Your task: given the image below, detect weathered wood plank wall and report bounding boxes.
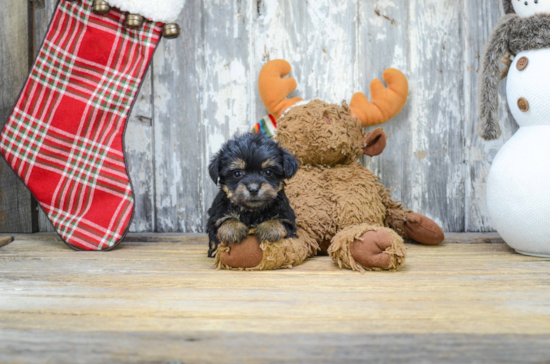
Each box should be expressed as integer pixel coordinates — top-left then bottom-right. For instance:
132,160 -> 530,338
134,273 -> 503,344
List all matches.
0,1 -> 38,233
2,0 -> 516,234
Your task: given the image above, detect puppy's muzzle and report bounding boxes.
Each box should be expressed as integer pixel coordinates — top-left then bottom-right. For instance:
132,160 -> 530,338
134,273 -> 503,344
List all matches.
231,182 -> 278,209
247,183 -> 260,196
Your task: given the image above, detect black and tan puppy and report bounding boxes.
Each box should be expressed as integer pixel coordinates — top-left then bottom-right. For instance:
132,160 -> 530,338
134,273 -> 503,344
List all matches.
207,133 -> 299,257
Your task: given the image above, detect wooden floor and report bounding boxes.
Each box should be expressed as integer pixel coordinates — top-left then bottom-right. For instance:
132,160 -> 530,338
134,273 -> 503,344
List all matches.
1,233 -> 549,363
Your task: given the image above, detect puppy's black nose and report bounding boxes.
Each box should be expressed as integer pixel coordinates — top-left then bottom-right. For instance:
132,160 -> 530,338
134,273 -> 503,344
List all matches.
247,184 -> 260,195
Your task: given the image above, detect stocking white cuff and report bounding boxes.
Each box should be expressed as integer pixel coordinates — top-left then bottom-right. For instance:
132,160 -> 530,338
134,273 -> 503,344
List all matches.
107,0 -> 186,23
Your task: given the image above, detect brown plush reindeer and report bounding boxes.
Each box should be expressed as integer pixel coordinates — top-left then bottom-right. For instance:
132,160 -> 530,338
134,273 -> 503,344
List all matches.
215,60 -> 445,272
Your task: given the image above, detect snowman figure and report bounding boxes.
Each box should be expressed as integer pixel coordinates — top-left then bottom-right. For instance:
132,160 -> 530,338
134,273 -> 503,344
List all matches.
478,0 -> 550,256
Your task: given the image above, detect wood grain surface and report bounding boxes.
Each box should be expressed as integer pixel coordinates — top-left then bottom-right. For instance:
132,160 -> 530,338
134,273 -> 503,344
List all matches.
1,236 -> 549,363
3,1 -> 517,234
0,1 -> 38,233
0,235 -> 13,248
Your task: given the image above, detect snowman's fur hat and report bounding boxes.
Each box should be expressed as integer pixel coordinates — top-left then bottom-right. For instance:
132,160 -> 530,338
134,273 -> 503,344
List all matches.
479,13 -> 550,139
503,0 -> 515,14
478,15 -> 514,140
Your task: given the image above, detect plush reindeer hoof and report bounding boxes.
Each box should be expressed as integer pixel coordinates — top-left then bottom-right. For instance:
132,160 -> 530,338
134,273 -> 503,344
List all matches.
350,230 -> 394,269
405,213 -> 445,245
220,235 -> 263,269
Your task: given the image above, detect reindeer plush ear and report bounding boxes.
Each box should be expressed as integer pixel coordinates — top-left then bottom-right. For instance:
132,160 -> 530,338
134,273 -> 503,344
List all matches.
363,128 -> 387,157
350,69 -> 409,127
258,60 -> 303,119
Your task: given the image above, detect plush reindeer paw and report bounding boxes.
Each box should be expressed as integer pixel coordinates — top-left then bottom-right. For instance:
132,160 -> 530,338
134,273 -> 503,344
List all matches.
219,235 -> 264,269
329,224 -> 406,272
350,230 -> 397,269
404,213 -> 445,245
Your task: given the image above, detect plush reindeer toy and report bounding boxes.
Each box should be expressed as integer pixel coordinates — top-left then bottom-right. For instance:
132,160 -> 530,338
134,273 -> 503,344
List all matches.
215,60 -> 445,272
478,0 -> 550,257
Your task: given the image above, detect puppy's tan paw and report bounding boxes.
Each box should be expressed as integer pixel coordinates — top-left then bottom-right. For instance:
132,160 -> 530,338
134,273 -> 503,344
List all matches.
255,219 -> 287,243
218,219 -> 249,245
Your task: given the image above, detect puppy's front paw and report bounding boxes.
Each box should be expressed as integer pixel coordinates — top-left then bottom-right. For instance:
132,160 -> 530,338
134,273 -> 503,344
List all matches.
255,220 -> 287,243
218,219 -> 249,245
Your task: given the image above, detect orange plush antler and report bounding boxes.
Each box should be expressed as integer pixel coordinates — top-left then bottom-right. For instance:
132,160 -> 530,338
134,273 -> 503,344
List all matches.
350,69 -> 409,127
258,60 -> 303,119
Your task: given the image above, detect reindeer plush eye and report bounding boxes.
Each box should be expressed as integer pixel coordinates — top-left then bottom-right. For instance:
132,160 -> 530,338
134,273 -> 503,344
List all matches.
234,171 -> 243,178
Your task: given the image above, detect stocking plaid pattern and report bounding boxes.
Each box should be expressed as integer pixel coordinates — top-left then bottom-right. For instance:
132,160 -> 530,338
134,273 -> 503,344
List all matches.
0,0 -> 163,250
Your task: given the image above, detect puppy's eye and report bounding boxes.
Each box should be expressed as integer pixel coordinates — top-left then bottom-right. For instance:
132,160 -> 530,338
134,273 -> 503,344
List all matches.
264,169 -> 273,177
233,171 -> 243,178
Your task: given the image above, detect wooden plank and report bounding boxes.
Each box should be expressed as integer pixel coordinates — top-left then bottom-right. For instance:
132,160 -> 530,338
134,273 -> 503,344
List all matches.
126,71 -> 155,232
0,236 -> 13,248
0,232 -> 209,243
0,238 -> 549,362
1,240 -> 549,336
34,0 -> 57,233
400,0 -> 465,232
0,330 -> 549,364
152,0 -> 204,232
356,0 -> 411,216
303,0 -> 357,103
253,0 -> 307,117
32,0 -> 56,53
462,0 -> 516,232
0,0 -> 38,233
197,0 -> 258,231
253,0 -> 357,121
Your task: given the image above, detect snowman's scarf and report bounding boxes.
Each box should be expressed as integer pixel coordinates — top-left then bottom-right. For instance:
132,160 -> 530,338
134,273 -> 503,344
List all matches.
478,14 -> 550,140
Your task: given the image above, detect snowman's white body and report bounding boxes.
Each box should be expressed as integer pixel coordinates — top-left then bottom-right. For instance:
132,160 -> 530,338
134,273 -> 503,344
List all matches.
487,48 -> 550,257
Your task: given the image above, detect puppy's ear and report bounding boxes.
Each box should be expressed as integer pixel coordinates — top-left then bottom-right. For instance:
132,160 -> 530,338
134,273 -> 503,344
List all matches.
208,153 -> 221,184
281,148 -> 299,179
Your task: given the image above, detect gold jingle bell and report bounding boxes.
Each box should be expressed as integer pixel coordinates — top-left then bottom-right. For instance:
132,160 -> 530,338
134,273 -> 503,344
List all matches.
92,0 -> 111,15
125,14 -> 144,29
163,23 -> 181,39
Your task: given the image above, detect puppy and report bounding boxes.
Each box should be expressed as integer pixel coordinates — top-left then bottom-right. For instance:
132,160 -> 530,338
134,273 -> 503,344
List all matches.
207,133 -> 299,257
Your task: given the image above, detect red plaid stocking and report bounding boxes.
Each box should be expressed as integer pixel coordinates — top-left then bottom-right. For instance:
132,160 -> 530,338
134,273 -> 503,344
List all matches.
0,0 -> 178,250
